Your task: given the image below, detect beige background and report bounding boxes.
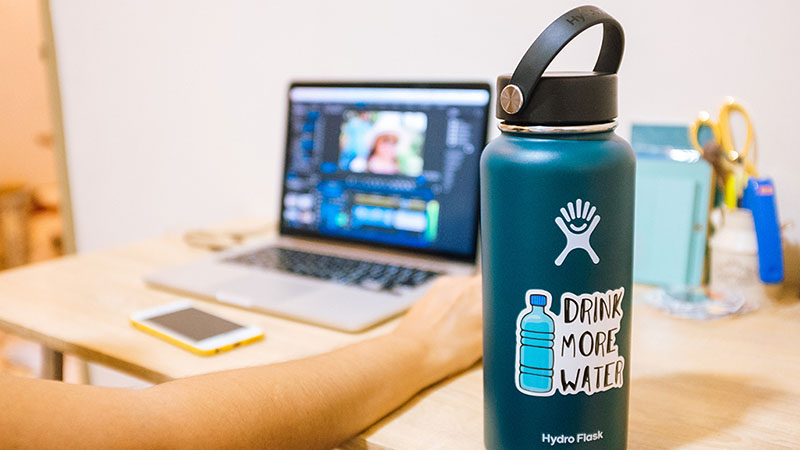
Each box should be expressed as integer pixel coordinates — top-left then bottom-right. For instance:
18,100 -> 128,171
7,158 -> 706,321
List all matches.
0,0 -> 55,188
48,1 -> 799,283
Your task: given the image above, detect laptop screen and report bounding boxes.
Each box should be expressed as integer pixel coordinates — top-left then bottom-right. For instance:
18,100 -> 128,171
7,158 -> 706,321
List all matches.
279,82 -> 491,262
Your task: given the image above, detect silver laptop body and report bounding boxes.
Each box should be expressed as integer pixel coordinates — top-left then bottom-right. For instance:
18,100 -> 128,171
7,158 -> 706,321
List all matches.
146,82 -> 491,332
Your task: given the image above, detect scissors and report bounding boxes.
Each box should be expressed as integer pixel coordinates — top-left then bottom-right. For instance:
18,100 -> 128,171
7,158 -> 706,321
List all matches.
690,98 -> 757,208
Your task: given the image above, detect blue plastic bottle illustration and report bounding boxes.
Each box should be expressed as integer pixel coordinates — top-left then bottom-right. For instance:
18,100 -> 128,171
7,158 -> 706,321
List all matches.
517,291 -> 555,393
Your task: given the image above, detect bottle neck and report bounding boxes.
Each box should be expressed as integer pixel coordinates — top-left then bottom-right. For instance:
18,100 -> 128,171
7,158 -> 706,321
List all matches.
498,119 -> 617,135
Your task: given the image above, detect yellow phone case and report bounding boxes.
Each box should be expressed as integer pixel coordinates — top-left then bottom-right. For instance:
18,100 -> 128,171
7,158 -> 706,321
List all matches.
130,318 -> 264,356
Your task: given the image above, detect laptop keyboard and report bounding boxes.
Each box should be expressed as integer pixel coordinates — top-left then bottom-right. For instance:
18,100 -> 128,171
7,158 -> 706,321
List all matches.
222,247 -> 441,293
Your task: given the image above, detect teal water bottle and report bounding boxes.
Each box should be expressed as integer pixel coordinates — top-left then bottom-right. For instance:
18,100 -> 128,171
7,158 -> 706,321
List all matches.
481,5 -> 635,450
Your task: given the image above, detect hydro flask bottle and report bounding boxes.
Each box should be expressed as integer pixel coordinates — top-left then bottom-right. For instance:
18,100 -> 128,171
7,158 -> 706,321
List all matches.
480,5 -> 635,450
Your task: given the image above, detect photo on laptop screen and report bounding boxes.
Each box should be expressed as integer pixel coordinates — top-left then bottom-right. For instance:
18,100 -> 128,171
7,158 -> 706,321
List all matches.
281,83 -> 491,261
338,110 -> 427,177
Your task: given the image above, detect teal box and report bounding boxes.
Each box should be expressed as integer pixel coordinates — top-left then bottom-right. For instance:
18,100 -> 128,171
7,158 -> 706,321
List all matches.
631,125 -> 712,287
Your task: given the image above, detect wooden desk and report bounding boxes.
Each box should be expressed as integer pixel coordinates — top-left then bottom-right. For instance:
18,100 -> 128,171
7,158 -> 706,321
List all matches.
0,227 -> 798,449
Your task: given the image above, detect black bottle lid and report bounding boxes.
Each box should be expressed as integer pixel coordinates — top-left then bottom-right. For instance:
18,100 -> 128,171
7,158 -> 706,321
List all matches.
497,5 -> 625,126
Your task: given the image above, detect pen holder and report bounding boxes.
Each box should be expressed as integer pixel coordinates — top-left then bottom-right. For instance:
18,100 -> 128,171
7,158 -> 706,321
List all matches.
709,208 -> 765,309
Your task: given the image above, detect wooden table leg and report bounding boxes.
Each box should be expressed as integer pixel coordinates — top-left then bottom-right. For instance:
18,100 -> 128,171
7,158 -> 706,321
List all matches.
41,348 -> 63,380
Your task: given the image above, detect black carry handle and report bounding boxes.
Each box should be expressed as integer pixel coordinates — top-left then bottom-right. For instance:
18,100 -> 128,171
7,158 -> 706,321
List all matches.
503,5 -> 624,115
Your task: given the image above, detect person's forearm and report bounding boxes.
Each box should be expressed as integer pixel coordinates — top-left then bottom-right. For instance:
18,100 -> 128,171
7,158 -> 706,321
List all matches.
146,332 -> 442,450
1,276 -> 481,450
0,333 -> 443,450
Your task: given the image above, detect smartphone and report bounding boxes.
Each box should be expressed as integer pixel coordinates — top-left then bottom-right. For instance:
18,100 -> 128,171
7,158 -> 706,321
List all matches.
130,300 -> 264,356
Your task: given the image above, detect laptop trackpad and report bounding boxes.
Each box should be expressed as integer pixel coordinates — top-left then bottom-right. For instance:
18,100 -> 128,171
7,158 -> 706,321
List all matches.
214,275 -> 322,308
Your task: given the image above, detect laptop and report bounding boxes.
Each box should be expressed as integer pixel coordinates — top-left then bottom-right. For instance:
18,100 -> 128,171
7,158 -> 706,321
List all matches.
146,81 -> 491,332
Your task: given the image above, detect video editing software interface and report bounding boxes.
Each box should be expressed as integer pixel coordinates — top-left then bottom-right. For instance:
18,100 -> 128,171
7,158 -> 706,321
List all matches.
281,85 -> 490,259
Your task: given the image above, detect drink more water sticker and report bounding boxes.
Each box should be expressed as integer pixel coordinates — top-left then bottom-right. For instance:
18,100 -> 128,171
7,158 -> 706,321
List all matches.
516,287 -> 626,396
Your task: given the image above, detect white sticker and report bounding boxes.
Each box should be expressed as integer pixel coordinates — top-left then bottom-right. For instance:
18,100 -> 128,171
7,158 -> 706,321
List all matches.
555,199 -> 600,266
516,287 -> 625,396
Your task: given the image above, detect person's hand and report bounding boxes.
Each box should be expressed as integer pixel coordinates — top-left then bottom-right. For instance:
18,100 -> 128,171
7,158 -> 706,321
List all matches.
391,274 -> 482,385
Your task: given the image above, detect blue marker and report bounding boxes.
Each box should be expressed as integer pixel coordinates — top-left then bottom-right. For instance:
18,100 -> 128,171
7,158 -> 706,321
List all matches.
742,178 -> 784,283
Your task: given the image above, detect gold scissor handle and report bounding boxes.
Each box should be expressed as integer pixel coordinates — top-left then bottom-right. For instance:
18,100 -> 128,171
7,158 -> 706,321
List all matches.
717,99 -> 754,163
689,111 -> 719,155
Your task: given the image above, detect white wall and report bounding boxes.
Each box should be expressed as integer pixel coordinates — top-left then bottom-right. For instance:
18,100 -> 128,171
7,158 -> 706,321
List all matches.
50,0 -> 800,254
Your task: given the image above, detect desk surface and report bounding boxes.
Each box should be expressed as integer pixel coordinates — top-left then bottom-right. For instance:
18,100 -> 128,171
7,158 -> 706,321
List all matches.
0,225 -> 799,449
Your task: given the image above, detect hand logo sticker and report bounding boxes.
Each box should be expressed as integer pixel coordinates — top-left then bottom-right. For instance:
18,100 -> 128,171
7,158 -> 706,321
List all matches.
555,199 -> 600,266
